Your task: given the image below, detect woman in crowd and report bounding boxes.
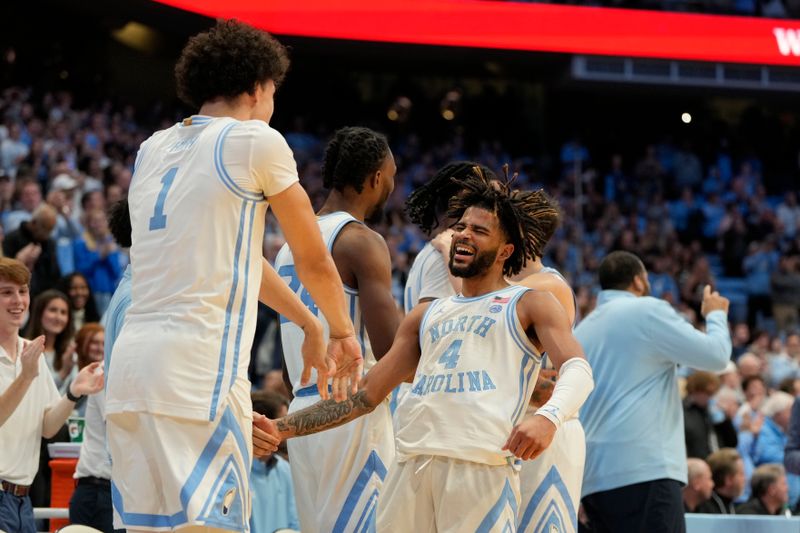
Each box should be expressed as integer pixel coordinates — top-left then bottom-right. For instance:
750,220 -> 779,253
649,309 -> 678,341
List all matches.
63,322 -> 105,416
24,289 -> 75,390
56,272 -> 101,331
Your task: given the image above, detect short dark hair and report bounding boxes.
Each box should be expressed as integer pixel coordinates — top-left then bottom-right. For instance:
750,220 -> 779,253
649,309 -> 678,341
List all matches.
750,464 -> 784,499
251,391 -> 289,419
742,375 -> 765,393
175,20 -> 290,109
598,251 -> 646,290
446,165 -> 560,277
322,127 -> 390,193
406,161 -> 498,235
108,199 -> 132,248
706,448 -> 741,488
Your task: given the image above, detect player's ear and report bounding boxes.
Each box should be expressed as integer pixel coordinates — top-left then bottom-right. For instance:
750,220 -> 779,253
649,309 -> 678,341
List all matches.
498,243 -> 514,262
370,171 -> 381,191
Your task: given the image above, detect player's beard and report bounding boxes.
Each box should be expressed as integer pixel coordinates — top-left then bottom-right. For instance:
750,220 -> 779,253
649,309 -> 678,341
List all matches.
449,245 -> 498,278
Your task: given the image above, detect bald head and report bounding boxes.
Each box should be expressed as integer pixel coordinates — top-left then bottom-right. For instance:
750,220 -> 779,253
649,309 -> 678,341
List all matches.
30,204 -> 57,240
688,458 -> 711,483
737,353 -> 761,379
685,458 -> 715,507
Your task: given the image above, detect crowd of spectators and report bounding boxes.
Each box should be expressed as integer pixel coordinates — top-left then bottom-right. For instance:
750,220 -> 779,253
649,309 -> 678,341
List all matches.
2,84 -> 800,527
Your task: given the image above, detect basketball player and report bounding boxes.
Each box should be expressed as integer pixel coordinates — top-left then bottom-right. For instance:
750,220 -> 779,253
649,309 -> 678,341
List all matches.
105,21 -> 361,532
274,127 -> 400,532
267,169 -> 595,531
391,162 -> 497,417
424,179 -> 585,533
516,258 -> 585,533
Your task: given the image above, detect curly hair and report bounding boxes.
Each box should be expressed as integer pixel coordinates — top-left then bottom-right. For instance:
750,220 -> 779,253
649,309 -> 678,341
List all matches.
175,19 -> 290,109
447,165 -> 560,277
405,161 -> 498,235
108,199 -> 132,248
322,127 -> 390,193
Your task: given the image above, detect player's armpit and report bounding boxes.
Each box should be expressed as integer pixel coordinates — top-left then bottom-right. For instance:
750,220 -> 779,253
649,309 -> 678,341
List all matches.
517,290 -> 585,370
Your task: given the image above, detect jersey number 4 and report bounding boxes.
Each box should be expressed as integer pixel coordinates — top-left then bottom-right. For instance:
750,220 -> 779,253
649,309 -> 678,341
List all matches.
438,339 -> 462,369
149,167 -> 178,231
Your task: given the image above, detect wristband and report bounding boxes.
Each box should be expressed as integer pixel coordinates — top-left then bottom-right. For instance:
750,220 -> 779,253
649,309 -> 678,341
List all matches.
535,357 -> 594,429
66,387 -> 83,403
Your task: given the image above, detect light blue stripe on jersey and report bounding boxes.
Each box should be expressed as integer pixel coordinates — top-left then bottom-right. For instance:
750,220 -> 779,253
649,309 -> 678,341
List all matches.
332,450 -> 387,533
405,246 -> 436,314
417,298 -> 443,348
103,266 -> 132,389
210,199 -> 248,421
213,122 -> 265,202
111,405 -> 249,528
476,479 -> 518,533
326,217 -> 357,251
507,288 -> 541,425
228,200 -> 257,394
518,465 -> 576,533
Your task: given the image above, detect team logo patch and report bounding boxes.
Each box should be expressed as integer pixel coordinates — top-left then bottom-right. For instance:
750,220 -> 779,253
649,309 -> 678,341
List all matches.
489,304 -> 502,313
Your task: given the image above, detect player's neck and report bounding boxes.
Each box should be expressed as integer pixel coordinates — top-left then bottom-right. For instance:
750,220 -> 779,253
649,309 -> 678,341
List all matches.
197,99 -> 253,121
318,191 -> 369,223
460,272 -> 509,298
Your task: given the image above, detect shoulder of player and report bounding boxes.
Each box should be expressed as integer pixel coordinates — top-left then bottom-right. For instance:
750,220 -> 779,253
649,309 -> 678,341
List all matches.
227,120 -> 289,149
335,222 -> 389,258
517,271 -> 568,294
516,288 -> 561,322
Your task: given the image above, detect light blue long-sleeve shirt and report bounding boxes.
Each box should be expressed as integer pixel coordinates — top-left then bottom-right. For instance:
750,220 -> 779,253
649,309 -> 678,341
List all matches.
103,265 -> 131,377
250,455 -> 300,533
577,290 -> 731,497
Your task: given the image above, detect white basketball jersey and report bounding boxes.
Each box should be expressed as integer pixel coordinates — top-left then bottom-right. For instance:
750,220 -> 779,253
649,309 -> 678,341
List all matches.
403,241 -> 455,313
274,211 -> 374,395
395,284 -> 542,466
106,115 -> 298,422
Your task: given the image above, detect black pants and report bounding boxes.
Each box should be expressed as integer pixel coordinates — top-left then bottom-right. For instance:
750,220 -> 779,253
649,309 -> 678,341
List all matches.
69,479 -> 124,533
582,479 -> 685,533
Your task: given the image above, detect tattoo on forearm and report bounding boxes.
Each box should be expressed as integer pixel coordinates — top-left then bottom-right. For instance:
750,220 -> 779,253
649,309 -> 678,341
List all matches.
276,391 -> 373,437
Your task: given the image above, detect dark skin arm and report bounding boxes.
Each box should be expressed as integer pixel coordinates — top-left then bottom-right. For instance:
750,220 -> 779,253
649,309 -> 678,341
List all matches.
332,223 -> 400,360
517,271 -> 576,407
273,303 -> 427,439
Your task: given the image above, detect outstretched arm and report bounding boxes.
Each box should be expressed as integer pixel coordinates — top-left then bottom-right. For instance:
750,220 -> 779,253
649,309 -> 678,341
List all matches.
259,257 -> 327,395
273,303 -> 428,440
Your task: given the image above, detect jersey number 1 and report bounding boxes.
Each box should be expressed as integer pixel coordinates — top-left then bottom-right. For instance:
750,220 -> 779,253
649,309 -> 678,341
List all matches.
149,167 -> 178,231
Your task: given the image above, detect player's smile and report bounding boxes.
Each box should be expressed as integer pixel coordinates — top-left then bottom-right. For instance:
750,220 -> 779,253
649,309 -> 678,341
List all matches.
451,239 -> 477,265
